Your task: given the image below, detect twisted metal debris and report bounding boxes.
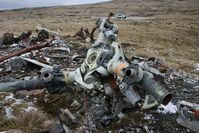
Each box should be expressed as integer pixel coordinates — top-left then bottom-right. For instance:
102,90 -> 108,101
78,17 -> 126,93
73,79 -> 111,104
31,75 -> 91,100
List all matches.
0,13 -> 175,132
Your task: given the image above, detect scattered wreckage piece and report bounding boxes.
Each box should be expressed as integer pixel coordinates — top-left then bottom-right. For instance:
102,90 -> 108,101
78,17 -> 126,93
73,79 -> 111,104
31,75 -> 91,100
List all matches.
75,27 -> 90,40
14,31 -> 32,44
177,101 -> 199,133
36,26 -> 60,37
2,53 -> 52,72
0,13 -> 173,132
17,31 -> 32,41
36,26 -> 60,41
115,12 -> 127,19
37,29 -> 50,42
20,57 -> 52,69
89,12 -> 114,44
6,57 -> 28,71
0,39 -> 52,63
131,56 -> 169,74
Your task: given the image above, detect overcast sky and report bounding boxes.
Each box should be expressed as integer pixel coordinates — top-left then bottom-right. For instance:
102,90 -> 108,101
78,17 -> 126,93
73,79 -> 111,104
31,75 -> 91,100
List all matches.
0,0 -> 111,10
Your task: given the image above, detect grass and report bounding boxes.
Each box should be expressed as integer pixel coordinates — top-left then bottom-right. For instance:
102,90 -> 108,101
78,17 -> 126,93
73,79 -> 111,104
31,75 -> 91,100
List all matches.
0,0 -> 198,76
0,110 -> 54,133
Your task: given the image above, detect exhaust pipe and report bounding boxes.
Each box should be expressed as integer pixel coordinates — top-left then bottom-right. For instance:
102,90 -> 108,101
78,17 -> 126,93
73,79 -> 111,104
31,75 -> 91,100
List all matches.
138,71 -> 172,106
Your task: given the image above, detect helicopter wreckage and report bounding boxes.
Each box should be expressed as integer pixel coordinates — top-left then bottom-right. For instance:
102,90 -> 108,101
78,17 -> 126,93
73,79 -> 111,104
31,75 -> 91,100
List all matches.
0,13 -> 198,133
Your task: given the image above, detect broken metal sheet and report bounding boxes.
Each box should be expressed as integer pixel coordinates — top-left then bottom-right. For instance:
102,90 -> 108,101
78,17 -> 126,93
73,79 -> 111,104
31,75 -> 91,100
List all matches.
115,12 -> 127,19
138,61 -> 164,76
178,101 -> 199,109
61,108 -> 75,120
51,40 -> 68,46
49,121 -> 71,133
52,47 -> 70,53
50,40 -> 70,51
9,43 -> 22,48
131,56 -> 167,77
20,57 -> 52,69
70,99 -> 80,107
44,56 -> 51,63
177,101 -> 199,133
157,102 -> 177,114
36,26 -> 60,37
7,57 -> 28,71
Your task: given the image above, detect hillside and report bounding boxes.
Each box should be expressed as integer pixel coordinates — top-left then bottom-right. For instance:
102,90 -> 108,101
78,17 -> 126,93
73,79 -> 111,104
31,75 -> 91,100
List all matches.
0,0 -> 199,75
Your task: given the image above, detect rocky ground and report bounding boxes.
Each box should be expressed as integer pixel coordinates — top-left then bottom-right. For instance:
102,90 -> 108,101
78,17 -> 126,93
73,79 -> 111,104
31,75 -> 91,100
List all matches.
0,0 -> 199,133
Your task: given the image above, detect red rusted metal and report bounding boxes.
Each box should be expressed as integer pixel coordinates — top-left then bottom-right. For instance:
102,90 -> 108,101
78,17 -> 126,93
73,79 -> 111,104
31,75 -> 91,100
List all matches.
0,40 -> 52,63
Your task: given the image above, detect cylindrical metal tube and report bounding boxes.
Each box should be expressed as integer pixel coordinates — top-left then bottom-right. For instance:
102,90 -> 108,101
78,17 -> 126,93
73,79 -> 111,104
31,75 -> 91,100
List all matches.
0,80 -> 44,92
138,72 -> 172,105
125,87 -> 141,106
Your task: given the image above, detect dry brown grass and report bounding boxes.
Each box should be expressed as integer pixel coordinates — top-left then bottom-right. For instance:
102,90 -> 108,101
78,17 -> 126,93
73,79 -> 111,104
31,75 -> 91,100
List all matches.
0,111 -> 54,133
0,0 -> 198,75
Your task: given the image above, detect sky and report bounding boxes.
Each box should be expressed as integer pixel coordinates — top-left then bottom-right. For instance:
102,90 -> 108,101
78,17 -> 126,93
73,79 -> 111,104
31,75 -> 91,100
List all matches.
0,0 -> 111,10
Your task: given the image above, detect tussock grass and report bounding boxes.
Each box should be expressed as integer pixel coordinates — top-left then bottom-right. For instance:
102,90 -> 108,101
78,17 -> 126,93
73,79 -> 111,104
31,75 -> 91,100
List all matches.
0,111 -> 54,133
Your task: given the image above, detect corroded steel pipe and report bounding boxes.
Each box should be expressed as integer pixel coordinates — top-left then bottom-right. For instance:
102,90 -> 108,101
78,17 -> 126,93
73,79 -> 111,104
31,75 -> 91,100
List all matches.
0,40 -> 51,63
